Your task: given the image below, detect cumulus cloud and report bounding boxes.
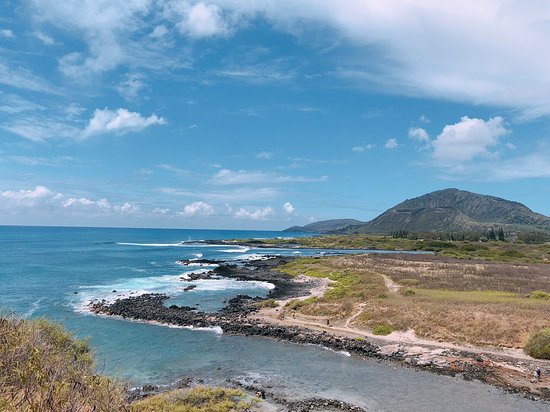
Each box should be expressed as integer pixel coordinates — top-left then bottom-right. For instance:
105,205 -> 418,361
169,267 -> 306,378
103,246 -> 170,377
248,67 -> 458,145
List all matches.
82,108 -> 166,138
431,116 -> 508,164
1,185 -> 51,201
283,202 -> 295,214
234,206 -> 274,220
63,197 -> 111,209
384,138 -> 398,149
408,127 -> 429,142
176,2 -> 229,38
180,201 -> 215,217
352,144 -> 374,153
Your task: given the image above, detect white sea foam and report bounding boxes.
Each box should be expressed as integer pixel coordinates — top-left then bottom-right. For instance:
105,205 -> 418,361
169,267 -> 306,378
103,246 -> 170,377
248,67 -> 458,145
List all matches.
72,270 -> 274,314
193,253 -> 203,258
117,242 -> 228,248
233,253 -> 271,261
218,246 -> 250,253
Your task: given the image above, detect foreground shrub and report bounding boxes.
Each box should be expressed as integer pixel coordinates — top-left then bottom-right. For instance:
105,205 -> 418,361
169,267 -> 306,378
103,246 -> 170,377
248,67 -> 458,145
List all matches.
130,386 -> 253,412
0,317 -> 125,412
372,324 -> 393,335
285,297 -> 319,310
524,328 -> 550,359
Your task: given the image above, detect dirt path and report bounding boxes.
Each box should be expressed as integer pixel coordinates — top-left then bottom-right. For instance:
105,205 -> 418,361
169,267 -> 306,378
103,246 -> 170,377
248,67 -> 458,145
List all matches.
253,274 -> 542,362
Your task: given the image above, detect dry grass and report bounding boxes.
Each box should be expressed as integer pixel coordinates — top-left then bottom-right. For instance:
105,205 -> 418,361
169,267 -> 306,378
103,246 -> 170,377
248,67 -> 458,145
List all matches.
279,256 -> 387,318
0,317 -> 126,412
130,386 -> 253,412
361,253 -> 550,293
280,254 -> 550,348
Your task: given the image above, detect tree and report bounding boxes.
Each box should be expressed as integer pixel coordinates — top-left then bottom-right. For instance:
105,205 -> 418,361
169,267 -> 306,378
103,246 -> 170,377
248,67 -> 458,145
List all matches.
498,228 -> 505,242
488,228 -> 496,240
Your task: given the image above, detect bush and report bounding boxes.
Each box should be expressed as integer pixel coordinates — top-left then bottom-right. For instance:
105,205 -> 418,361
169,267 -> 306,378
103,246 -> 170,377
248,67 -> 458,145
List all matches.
524,328 -> 550,359
529,290 -> 550,300
372,324 -> 393,335
131,386 -> 253,412
0,317 -> 125,412
253,299 -> 279,308
401,288 -> 416,296
285,297 -> 319,311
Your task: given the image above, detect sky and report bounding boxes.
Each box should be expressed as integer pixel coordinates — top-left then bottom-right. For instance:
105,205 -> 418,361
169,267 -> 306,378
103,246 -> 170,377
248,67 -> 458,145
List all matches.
1,0 -> 550,230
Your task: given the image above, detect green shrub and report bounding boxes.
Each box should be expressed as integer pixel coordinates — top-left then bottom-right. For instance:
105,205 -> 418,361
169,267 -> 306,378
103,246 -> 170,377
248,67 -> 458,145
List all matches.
376,293 -> 388,299
401,288 -> 416,296
131,386 -> 253,412
372,324 -> 393,335
285,297 -> 319,310
524,328 -> 550,359
253,299 -> 279,308
529,290 -> 550,300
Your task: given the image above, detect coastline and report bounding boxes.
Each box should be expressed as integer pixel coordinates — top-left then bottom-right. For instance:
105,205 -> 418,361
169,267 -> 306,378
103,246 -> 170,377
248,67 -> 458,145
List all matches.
89,256 -> 550,403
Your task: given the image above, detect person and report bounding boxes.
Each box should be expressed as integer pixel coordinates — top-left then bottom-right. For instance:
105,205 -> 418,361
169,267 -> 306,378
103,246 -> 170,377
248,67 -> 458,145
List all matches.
536,367 -> 541,380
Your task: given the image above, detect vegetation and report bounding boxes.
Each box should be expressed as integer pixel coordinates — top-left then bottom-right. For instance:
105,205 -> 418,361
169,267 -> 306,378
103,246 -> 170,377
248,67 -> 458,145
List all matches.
524,328 -> 550,359
231,234 -> 550,263
372,324 -> 393,335
0,317 -> 256,412
276,254 -> 550,348
130,387 -> 253,412
0,317 -> 126,411
252,298 -> 279,308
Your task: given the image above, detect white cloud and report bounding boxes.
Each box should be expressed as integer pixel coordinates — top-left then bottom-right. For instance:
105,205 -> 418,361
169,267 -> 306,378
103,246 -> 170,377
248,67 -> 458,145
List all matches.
160,187 -> 280,202
180,201 -> 215,217
115,202 -> 139,214
210,169 -> 327,185
384,138 -> 398,149
283,202 -> 295,214
0,29 -> 15,38
152,207 -> 170,214
234,206 -> 274,220
0,60 -> 56,93
1,186 -> 51,201
82,108 -> 166,138
34,31 -> 55,45
352,144 -> 374,153
431,116 -> 508,164
63,197 -> 111,209
408,127 -> 429,142
116,73 -> 147,101
420,115 -> 430,124
0,93 -> 44,114
176,2 -> 229,38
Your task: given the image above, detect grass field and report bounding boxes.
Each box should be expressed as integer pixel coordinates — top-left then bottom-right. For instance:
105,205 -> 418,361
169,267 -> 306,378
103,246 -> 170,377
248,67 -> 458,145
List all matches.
236,234 -> 550,263
278,254 -> 550,348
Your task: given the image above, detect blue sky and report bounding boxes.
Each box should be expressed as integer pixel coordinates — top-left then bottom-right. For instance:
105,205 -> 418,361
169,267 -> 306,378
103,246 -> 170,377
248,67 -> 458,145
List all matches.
1,0 -> 550,230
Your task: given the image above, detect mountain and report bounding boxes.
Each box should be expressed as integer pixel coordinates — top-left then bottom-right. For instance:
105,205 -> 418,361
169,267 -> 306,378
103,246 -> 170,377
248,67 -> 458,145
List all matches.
286,189 -> 550,234
283,219 -> 365,233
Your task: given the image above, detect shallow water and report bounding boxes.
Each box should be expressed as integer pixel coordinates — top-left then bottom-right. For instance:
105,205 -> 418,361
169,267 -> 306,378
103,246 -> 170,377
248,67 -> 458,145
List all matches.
0,226 -> 547,411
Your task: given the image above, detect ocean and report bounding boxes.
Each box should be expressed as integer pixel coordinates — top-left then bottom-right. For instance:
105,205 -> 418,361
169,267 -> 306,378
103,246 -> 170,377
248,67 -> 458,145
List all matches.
0,225 -> 547,411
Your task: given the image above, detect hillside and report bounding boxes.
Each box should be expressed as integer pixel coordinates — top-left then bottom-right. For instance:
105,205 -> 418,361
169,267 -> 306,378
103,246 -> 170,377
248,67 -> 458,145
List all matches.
284,219 -> 365,233
286,189 -> 550,235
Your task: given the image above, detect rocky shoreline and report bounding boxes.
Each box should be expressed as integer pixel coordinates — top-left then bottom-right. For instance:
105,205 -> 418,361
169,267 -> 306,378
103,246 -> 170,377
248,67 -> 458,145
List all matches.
89,256 -> 550,403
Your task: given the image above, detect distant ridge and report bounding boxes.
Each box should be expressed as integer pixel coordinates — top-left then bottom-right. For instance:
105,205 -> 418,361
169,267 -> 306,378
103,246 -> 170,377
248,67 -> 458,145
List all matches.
285,189 -> 550,234
284,219 -> 364,233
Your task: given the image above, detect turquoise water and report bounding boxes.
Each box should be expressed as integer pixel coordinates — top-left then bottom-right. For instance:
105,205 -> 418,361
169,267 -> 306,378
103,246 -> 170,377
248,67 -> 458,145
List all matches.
0,225 -> 547,412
